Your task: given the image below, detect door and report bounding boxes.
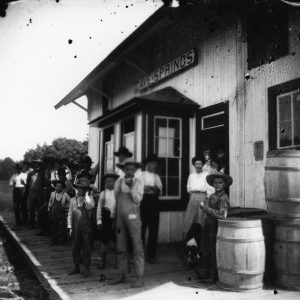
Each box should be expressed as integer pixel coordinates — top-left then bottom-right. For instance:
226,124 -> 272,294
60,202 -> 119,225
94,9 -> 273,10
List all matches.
196,102 -> 229,175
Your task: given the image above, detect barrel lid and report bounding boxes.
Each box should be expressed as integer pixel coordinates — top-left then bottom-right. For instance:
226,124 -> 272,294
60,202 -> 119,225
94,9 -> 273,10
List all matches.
219,218 -> 262,228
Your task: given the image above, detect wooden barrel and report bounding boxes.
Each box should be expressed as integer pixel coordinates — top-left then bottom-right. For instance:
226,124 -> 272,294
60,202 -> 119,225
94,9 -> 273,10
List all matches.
275,222 -> 300,289
217,218 -> 265,290
264,150 -> 300,221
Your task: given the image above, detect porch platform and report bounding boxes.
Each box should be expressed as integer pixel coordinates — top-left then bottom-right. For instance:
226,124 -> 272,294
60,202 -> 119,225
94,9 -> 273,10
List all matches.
0,211 -> 299,300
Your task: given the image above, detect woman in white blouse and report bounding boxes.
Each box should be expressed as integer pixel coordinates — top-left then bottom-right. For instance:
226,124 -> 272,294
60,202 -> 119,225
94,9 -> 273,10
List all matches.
184,156 -> 214,236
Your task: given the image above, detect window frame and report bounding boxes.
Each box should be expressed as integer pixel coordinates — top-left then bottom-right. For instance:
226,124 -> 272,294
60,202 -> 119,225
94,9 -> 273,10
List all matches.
121,116 -> 136,158
154,116 -> 182,200
201,111 -> 225,131
268,77 -> 300,152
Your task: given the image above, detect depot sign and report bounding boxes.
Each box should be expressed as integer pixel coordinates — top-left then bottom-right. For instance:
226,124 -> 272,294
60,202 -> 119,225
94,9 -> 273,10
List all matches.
135,48 -> 198,92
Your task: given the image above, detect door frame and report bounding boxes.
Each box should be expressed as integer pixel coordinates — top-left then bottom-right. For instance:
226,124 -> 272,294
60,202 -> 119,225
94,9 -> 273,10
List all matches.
196,101 -> 229,173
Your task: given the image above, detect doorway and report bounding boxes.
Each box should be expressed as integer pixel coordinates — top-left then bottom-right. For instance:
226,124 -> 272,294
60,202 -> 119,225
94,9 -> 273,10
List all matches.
196,102 -> 229,175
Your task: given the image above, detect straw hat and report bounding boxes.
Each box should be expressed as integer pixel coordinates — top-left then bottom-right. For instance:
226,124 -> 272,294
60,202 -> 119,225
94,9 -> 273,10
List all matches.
206,172 -> 233,187
114,146 -> 133,158
116,157 -> 143,169
103,170 -> 119,180
73,177 -> 92,189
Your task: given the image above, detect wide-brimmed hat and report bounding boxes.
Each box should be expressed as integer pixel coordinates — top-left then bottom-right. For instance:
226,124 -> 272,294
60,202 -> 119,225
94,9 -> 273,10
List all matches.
206,172 -> 233,187
116,158 -> 143,169
73,177 -> 92,189
143,154 -> 159,165
79,155 -> 93,165
103,170 -> 119,180
114,146 -> 133,158
52,179 -> 66,189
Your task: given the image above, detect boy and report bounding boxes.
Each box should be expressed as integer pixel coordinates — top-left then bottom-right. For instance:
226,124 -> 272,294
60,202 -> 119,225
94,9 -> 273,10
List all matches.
96,171 -> 119,269
48,180 -> 71,245
68,177 -> 95,277
109,158 -> 144,288
141,154 -> 162,264
200,172 -> 232,283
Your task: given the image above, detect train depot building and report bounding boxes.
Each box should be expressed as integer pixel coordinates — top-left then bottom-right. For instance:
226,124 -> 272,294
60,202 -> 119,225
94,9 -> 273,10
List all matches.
55,0 -> 300,243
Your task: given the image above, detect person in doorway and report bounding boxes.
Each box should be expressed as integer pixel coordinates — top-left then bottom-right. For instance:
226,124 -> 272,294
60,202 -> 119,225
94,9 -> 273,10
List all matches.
68,177 -> 95,277
215,149 -> 227,174
184,157 -> 214,237
9,163 -> 28,227
140,154 -> 162,264
108,158 -> 145,288
96,171 -> 119,269
199,172 -> 232,283
202,149 -> 218,174
48,180 -> 71,245
74,155 -> 99,185
114,146 -> 133,177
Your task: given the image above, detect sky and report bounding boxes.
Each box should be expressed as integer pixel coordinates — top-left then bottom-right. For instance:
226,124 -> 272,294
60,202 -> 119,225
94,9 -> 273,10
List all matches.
0,0 -> 162,161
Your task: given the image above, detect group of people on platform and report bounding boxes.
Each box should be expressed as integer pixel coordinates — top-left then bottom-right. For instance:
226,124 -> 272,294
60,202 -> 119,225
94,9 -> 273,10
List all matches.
9,146 -> 232,287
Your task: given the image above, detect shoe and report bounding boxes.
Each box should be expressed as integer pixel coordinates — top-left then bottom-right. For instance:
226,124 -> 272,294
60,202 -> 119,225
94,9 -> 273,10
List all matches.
80,267 -> 90,277
68,267 -> 80,275
108,274 -> 125,285
130,277 -> 144,288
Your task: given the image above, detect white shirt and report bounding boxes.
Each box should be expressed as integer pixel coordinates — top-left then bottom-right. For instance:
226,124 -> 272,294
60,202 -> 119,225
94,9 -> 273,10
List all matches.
186,171 -> 215,196
9,173 -> 27,188
141,171 -> 162,194
51,166 -> 72,181
96,189 -> 116,225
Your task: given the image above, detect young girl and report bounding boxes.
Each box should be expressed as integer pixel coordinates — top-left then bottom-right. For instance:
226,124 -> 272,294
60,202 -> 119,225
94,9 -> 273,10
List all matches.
109,158 -> 145,288
67,177 -> 95,277
141,154 -> 162,264
48,180 -> 70,245
96,171 -> 119,269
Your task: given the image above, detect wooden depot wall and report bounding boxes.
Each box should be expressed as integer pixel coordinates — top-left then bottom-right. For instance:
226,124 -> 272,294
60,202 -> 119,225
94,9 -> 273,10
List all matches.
86,6 -> 300,242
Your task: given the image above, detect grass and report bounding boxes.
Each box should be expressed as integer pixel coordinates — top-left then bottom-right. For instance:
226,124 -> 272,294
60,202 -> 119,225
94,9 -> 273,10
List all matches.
0,180 -> 13,212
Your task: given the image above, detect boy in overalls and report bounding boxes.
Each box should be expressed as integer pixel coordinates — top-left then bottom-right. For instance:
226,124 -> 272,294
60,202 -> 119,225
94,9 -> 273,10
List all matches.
96,171 -> 119,269
109,158 -> 145,288
67,177 -> 95,277
48,180 -> 70,245
200,172 -> 232,283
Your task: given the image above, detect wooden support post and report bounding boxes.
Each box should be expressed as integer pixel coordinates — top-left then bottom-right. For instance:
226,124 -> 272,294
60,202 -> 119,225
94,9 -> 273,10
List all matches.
72,100 -> 87,112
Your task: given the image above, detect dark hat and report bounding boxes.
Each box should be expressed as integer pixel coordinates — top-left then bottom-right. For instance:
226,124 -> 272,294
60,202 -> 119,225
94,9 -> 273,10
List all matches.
114,146 -> 133,158
143,154 -> 158,165
206,172 -> 233,187
79,155 -> 93,165
73,177 -> 92,189
103,170 -> 119,180
116,158 -> 143,169
52,179 -> 66,189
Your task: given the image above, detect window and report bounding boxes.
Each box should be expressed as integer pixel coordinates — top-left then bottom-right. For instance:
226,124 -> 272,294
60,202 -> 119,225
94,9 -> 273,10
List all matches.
104,127 -> 114,172
154,117 -> 181,198
277,90 -> 300,149
201,111 -> 225,130
122,117 -> 135,157
247,1 -> 288,70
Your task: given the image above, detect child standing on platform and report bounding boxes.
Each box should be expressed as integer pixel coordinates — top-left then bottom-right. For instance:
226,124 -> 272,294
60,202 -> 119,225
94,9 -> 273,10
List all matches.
68,177 -> 95,277
48,180 -> 70,245
96,171 -> 119,269
141,154 -> 162,264
108,158 -> 145,288
199,172 -> 232,283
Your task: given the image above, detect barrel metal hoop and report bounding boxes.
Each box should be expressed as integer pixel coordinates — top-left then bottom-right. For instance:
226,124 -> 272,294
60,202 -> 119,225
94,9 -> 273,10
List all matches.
218,223 -> 263,228
217,236 -> 265,243
265,166 -> 300,171
276,269 -> 300,276
217,266 -> 265,275
275,239 -> 300,244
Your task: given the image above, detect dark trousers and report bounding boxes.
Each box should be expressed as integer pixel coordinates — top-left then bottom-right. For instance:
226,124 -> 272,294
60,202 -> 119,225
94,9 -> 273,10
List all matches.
28,193 -> 40,228
99,208 -> 114,244
72,209 -> 92,269
141,194 -> 160,260
13,187 -> 27,226
38,202 -> 51,234
51,201 -> 67,244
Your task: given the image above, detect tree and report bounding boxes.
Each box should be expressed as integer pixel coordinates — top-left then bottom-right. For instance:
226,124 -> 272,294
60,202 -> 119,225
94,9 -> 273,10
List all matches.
0,157 -> 15,180
23,138 -> 88,171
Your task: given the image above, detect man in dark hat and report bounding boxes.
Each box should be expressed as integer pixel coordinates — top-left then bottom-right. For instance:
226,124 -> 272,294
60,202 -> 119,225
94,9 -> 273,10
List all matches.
199,172 -> 233,283
74,155 -> 99,185
68,177 -> 95,277
114,146 -> 133,177
140,154 -> 162,264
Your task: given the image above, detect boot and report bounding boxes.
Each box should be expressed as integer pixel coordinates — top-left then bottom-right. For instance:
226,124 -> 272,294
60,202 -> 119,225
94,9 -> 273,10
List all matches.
108,274 -> 125,285
68,266 -> 80,275
130,276 -> 144,288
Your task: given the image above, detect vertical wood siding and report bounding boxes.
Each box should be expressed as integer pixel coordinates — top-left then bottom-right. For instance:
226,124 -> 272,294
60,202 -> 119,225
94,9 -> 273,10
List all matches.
88,126 -> 100,189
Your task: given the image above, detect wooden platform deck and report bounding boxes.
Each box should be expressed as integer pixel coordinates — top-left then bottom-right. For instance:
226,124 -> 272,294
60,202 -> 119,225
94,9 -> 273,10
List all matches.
0,211 -> 299,300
